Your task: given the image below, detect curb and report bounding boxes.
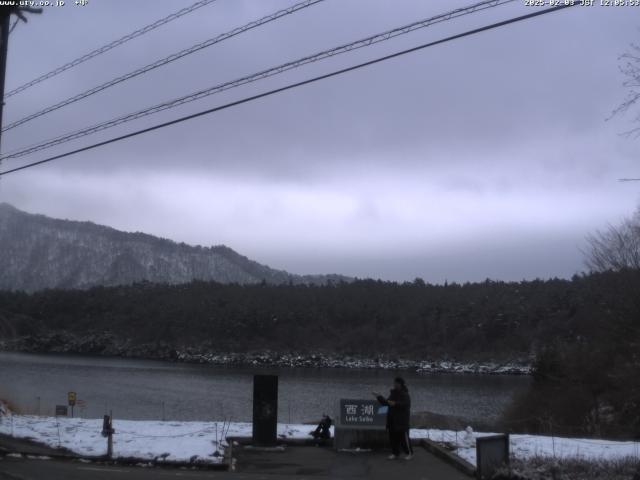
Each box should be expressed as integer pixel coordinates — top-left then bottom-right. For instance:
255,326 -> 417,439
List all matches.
421,439 -> 476,477
85,456 -> 230,470
227,435 -> 333,448
0,444 -> 230,471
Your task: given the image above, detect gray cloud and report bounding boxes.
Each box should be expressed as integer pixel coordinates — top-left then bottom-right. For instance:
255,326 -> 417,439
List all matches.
1,0 -> 639,281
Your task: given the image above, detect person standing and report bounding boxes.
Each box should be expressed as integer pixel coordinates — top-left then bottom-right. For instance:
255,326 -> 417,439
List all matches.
373,377 -> 413,460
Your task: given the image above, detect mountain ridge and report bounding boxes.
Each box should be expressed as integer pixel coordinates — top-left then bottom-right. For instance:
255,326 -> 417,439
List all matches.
0,203 -> 350,292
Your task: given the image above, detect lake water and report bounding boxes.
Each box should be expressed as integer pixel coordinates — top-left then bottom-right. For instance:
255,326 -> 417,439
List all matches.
0,352 -> 530,423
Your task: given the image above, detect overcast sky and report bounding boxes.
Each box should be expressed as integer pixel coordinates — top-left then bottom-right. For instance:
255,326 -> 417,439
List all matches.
1,0 -> 639,282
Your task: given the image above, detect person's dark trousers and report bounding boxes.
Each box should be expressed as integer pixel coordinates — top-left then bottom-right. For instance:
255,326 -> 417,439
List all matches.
389,429 -> 412,456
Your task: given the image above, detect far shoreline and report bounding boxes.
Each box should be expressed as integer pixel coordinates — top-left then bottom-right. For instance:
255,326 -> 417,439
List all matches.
0,343 -> 532,376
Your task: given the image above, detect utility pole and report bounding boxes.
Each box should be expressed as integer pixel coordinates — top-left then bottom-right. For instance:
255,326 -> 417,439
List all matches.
0,9 -> 11,154
0,6 -> 42,156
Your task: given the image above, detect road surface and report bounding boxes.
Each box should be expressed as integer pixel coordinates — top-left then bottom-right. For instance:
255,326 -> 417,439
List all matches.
0,446 -> 471,479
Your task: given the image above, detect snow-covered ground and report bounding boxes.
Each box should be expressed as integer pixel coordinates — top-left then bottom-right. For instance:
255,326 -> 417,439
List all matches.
411,429 -> 640,466
1,410 -> 639,466
0,412 -> 316,464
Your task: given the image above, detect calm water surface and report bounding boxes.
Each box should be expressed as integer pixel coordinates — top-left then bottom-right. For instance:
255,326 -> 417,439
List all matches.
0,352 -> 530,423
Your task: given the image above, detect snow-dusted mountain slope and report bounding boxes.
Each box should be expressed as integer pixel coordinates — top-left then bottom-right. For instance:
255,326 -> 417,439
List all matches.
0,203 -> 348,292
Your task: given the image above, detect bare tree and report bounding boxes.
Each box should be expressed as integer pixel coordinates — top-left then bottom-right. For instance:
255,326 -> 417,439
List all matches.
611,43 -> 640,137
585,208 -> 640,272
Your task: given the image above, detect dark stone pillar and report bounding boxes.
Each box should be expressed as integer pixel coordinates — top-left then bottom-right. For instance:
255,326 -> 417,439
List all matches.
252,374 -> 278,445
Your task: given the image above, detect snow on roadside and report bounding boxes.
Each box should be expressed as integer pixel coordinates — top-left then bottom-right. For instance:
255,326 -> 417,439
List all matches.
0,411 -> 319,464
409,429 -> 640,466
1,406 -> 639,466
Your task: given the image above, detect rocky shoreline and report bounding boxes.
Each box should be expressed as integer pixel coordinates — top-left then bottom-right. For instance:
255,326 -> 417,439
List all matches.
0,332 -> 532,375
175,351 -> 532,375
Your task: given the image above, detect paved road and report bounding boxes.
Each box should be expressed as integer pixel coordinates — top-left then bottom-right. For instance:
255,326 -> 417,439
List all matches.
0,457 -> 232,479
0,434 -> 74,457
0,446 -> 471,479
234,445 -> 471,479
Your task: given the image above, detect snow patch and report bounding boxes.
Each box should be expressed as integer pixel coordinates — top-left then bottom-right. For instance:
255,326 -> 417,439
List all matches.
0,414 -> 315,464
411,429 -> 640,466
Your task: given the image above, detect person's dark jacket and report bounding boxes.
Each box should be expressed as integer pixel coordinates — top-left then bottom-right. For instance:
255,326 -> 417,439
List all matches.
376,387 -> 411,432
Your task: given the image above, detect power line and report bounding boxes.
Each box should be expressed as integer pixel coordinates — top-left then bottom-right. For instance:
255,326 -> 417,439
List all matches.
0,3 -> 577,178
3,0 -> 219,99
0,0 -> 516,161
8,17 -> 18,35
2,0 -> 324,133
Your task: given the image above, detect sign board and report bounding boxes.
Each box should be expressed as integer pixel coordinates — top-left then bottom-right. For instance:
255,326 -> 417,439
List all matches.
76,399 -> 86,408
67,391 -> 77,407
339,399 -> 387,428
476,434 -> 510,480
55,405 -> 68,416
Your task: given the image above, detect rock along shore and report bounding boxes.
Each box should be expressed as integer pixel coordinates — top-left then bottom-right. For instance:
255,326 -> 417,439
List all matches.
0,332 -> 532,375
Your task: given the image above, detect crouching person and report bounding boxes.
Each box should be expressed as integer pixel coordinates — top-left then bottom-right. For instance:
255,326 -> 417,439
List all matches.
374,377 -> 413,460
310,414 -> 332,440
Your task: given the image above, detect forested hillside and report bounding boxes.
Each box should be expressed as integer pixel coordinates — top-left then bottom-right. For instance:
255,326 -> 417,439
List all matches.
0,271 -> 637,360
0,203 -> 348,291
